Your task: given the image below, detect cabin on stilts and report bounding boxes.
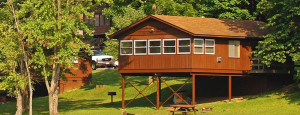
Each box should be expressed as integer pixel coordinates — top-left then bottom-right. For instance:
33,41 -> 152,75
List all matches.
109,15 -> 292,110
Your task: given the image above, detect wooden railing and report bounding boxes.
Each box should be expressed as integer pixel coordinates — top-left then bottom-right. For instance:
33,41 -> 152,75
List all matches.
250,58 -> 291,74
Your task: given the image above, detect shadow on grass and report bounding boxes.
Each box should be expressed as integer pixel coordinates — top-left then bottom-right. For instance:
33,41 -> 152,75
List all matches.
57,76 -> 193,114
44,69 -> 238,114
277,84 -> 300,105
82,69 -> 189,89
247,83 -> 300,105
58,84 -> 192,112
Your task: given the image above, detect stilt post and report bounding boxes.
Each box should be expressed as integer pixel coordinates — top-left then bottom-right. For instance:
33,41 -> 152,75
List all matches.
228,75 -> 232,102
156,76 -> 160,110
192,74 -> 196,105
122,75 -> 125,109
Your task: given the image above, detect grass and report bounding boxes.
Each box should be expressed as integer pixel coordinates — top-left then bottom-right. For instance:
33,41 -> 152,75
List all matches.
0,69 -> 300,115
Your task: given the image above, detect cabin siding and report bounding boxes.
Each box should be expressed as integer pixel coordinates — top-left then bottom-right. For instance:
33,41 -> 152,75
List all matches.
59,56 -> 92,93
192,39 -> 252,71
118,18 -> 252,74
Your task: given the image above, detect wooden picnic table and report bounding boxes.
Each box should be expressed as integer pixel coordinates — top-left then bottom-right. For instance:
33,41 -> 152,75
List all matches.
169,105 -> 198,115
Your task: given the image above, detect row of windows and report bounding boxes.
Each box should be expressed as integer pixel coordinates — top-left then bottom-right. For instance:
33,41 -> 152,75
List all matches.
84,14 -> 110,27
120,38 -> 215,55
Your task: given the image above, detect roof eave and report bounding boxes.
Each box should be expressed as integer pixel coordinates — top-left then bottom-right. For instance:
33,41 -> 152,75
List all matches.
109,15 -> 154,39
109,15 -> 195,39
194,34 -> 263,39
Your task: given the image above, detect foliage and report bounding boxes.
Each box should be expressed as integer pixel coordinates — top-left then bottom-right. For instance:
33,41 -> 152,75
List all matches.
10,0 -> 95,114
254,0 -> 300,81
103,38 -> 119,60
103,6 -> 146,59
0,0 -> 27,98
194,0 -> 255,20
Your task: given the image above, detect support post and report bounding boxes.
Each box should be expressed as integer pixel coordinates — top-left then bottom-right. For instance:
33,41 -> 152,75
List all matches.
149,76 -> 154,85
122,76 -> 125,109
156,76 -> 160,110
192,74 -> 196,105
228,75 -> 232,102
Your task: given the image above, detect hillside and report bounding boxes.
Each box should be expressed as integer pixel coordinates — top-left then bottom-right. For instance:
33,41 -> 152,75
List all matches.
0,69 -> 299,115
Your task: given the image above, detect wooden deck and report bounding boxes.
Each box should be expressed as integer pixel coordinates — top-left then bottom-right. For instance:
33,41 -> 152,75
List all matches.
250,58 -> 291,74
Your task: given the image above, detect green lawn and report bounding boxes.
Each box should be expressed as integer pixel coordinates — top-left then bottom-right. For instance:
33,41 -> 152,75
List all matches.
0,69 -> 299,115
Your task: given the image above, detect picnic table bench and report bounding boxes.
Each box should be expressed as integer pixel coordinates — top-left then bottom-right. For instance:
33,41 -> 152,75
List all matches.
168,105 -> 198,115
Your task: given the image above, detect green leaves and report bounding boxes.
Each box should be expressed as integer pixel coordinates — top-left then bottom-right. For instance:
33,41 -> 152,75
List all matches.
0,0 -> 95,97
254,0 -> 300,82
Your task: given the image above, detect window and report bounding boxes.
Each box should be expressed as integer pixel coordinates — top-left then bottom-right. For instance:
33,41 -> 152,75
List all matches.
134,40 -> 147,55
205,39 -> 215,54
95,14 -> 100,26
100,15 -> 104,26
194,38 -> 204,54
163,39 -> 176,54
177,38 -> 191,54
84,14 -> 95,25
120,40 -> 133,55
85,13 -> 110,27
148,39 -> 161,54
228,40 -> 240,58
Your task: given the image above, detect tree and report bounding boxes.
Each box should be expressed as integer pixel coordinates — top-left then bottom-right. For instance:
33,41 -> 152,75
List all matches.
254,0 -> 300,82
0,18 -> 28,115
103,6 -> 146,59
194,0 -> 255,20
0,0 -> 33,114
21,0 -> 94,114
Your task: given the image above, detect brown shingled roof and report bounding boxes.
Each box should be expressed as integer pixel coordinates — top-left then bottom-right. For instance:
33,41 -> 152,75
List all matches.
110,15 -> 268,39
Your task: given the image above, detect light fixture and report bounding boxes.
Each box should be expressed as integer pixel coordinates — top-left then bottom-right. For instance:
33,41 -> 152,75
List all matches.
217,56 -> 222,63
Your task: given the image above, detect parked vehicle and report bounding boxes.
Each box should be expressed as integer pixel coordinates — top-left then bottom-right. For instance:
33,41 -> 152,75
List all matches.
92,50 -> 117,70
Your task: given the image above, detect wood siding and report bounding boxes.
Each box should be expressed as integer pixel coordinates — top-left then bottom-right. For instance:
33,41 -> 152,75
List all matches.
59,56 -> 92,93
118,19 -> 252,74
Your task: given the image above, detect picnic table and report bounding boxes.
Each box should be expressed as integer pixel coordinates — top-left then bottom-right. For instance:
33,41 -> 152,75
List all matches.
168,105 -> 198,115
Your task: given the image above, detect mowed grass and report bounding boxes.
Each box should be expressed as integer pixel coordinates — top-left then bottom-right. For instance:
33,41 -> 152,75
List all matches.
0,69 -> 299,115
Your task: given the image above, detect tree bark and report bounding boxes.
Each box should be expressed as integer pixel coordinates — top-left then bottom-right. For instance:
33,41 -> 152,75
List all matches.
19,61 -> 29,112
9,1 -> 33,115
21,88 -> 29,112
15,90 -> 23,115
48,75 -> 60,115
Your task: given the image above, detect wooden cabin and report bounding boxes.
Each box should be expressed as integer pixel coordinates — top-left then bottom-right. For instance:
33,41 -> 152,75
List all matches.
59,55 -> 92,93
110,15 -> 271,75
110,15 -> 292,109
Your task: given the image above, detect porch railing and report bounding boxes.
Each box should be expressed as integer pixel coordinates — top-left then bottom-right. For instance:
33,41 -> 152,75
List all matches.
250,58 -> 291,74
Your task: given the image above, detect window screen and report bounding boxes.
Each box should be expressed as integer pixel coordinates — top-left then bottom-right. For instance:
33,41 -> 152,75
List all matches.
135,40 -> 147,55
95,14 -> 100,26
178,38 -> 190,54
229,40 -> 240,58
120,40 -> 133,55
149,40 -> 161,54
205,39 -> 215,54
194,38 -> 204,54
163,39 -> 176,54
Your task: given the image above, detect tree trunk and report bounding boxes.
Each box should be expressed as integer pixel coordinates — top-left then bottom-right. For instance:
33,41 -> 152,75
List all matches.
9,1 -> 33,115
48,62 -> 60,115
16,90 -> 23,115
27,77 -> 33,115
49,87 -> 59,115
21,88 -> 29,112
